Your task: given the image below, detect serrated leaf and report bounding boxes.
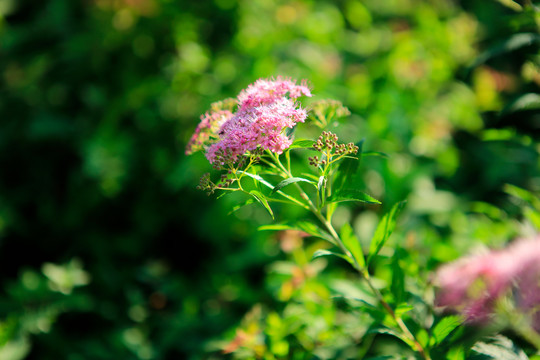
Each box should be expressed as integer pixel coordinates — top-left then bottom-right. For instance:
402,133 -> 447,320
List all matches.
430,315 -> 462,346
502,93 -> 540,115
312,249 -> 353,265
327,189 -> 381,204
271,177 -> 315,194
259,221 -> 335,245
367,201 -> 406,265
340,223 -> 365,270
289,139 -> 315,149
249,190 -> 274,219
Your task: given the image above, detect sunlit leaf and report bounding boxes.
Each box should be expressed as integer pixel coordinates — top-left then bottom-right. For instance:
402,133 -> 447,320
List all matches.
271,177 -> 315,194
366,326 -> 415,348
289,139 -> 315,149
249,190 -> 274,219
394,304 -> 413,317
259,221 -> 335,245
238,171 -> 274,189
312,249 -> 353,265
430,315 -> 462,346
327,189 -> 381,204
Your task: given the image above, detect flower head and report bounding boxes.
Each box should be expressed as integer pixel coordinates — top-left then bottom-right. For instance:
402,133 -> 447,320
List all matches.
185,110 -> 233,155
435,235 -> 540,326
187,77 -> 312,166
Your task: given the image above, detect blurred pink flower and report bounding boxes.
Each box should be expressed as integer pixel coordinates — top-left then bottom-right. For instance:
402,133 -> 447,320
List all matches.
186,77 -> 311,166
435,235 -> 540,326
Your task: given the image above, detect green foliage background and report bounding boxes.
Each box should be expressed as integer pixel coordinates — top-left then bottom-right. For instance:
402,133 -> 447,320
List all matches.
0,0 -> 539,359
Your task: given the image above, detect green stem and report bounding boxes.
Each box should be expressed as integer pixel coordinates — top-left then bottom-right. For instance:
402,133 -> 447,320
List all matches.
266,149 -> 430,359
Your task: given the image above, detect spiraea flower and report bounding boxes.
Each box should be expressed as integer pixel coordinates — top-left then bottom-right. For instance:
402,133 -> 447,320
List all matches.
185,110 -> 234,155
435,235 -> 540,328
186,77 -> 312,166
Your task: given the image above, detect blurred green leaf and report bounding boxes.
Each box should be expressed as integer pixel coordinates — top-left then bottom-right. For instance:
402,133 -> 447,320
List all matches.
391,251 -> 405,305
501,93 -> 540,115
472,33 -> 540,67
333,139 -> 364,191
340,223 -> 365,270
367,201 -> 406,265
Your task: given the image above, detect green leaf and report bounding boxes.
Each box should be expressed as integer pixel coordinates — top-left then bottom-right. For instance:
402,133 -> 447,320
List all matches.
502,93 -> 540,115
327,189 -> 381,204
472,33 -> 540,67
312,249 -> 353,265
504,183 -> 540,211
289,139 -> 315,149
362,151 -> 389,158
340,223 -> 365,270
394,303 -> 414,318
237,171 -> 274,189
472,335 -> 528,360
317,175 -> 326,206
300,173 -> 320,182
227,198 -> 255,215
271,177 -> 315,194
333,139 -> 364,191
367,201 -> 406,265
366,326 -> 415,348
259,221 -> 335,245
430,315 -> 462,346
249,190 -> 274,219
391,250 -> 405,305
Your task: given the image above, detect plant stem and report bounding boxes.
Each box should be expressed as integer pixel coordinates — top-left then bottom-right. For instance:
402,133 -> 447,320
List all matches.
268,150 -> 430,358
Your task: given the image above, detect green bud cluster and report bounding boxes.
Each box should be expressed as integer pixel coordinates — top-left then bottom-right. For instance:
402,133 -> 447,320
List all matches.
197,173 -> 216,195
309,131 -> 359,168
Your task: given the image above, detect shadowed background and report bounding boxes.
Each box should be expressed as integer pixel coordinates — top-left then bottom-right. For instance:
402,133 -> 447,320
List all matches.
0,0 -> 539,359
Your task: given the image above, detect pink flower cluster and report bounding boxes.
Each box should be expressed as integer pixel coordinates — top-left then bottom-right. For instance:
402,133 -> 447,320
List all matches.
185,110 -> 234,155
435,235 -> 540,328
186,77 -> 312,166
